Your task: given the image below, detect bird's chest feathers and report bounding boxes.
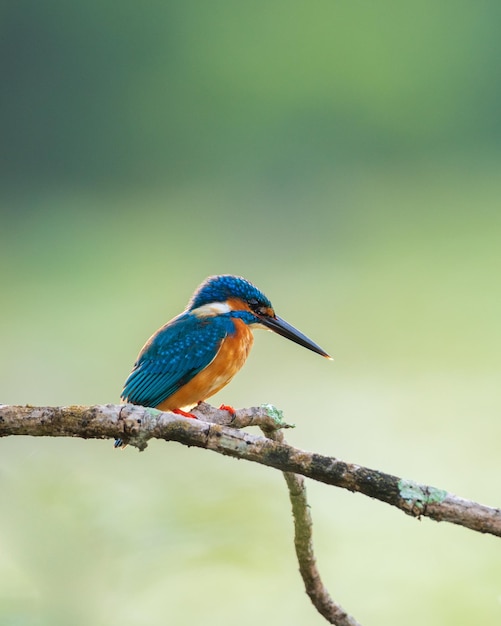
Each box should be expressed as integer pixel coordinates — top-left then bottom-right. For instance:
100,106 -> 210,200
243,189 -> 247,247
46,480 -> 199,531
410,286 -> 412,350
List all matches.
200,318 -> 254,394
154,316 -> 254,411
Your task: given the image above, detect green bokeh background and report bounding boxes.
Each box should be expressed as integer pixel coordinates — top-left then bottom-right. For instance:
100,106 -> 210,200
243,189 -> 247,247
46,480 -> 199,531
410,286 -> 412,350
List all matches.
1,2 -> 501,625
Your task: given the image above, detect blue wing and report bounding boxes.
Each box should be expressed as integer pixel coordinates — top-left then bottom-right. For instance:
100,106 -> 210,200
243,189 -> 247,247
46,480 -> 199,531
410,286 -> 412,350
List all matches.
121,312 -> 235,408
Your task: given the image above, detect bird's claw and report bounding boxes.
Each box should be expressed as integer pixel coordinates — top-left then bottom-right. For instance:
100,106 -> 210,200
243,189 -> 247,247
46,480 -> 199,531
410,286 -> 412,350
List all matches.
218,404 -> 236,416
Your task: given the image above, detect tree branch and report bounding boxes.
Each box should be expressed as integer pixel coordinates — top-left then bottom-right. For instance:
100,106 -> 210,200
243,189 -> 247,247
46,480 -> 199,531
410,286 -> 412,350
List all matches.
2,402 -> 500,626
1,403 -> 500,539
263,425 -> 361,626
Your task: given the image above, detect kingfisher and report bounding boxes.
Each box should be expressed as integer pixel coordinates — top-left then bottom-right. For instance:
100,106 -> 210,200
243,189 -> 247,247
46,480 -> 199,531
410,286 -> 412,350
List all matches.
120,275 -> 331,419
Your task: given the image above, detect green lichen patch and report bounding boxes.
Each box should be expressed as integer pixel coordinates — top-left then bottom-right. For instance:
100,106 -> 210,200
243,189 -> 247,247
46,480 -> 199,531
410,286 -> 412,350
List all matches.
398,479 -> 447,509
424,486 -> 448,504
261,404 -> 295,428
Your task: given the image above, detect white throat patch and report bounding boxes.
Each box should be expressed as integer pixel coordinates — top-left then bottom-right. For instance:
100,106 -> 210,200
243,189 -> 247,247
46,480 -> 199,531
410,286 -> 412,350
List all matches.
191,301 -> 232,317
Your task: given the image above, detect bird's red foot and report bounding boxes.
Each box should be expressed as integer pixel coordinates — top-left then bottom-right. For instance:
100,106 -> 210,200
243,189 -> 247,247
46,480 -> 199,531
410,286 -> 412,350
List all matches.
173,408 -> 197,419
219,404 -> 236,416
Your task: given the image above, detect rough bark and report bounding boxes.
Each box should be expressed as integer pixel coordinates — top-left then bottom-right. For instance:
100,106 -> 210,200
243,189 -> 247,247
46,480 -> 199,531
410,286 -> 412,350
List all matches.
1,403 -> 499,538
1,402 -> 500,626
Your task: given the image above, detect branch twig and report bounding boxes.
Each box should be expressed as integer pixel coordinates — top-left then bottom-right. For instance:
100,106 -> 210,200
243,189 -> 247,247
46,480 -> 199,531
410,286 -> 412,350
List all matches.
262,424 -> 361,626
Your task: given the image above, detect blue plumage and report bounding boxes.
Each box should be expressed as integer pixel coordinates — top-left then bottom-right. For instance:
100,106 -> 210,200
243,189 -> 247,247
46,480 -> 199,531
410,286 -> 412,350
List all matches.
120,274 -> 330,418
121,312 -> 240,408
189,275 -> 272,311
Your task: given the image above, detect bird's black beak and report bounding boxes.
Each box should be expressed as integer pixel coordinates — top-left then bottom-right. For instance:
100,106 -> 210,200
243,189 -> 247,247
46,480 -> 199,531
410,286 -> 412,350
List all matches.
260,315 -> 332,359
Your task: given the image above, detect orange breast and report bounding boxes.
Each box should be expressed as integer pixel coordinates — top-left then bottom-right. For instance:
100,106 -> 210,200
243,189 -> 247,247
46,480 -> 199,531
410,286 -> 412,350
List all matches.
156,318 -> 254,411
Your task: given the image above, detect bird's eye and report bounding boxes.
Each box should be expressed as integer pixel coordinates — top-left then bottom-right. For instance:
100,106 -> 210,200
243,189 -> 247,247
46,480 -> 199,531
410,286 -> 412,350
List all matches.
247,298 -> 260,312
247,298 -> 273,317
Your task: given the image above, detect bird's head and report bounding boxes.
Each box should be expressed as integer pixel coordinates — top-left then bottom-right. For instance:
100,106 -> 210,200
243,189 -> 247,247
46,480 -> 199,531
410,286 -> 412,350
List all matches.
188,275 -> 331,359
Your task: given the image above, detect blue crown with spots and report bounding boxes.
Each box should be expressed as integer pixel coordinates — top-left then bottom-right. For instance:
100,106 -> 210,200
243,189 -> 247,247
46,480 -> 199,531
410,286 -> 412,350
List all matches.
188,275 -> 272,310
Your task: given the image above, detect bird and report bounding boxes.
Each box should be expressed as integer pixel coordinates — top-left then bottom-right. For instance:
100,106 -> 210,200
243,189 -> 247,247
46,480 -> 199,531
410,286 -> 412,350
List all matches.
120,274 -> 331,421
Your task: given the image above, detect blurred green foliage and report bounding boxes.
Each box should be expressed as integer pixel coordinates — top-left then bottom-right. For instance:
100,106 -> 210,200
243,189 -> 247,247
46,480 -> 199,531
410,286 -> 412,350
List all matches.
1,2 -> 501,625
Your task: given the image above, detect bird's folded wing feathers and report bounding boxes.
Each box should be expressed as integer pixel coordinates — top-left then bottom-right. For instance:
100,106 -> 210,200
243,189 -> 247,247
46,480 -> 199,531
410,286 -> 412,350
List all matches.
121,314 -> 232,408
